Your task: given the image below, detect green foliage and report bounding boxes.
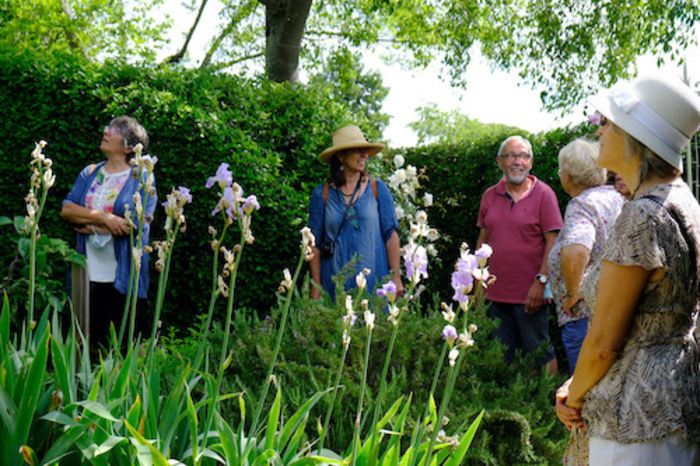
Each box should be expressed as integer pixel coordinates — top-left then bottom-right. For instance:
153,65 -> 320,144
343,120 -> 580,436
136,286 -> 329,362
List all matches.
307,48 -> 390,140
409,104 -> 521,146
189,290 -> 569,465
0,215 -> 85,315
0,0 -> 170,63
0,48 -> 362,329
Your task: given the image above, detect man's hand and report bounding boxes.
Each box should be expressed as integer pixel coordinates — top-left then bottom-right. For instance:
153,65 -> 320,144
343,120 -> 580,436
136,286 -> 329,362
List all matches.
524,281 -> 545,313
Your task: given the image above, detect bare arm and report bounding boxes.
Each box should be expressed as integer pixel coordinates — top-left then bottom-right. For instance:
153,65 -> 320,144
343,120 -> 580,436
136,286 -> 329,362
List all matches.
60,203 -> 130,236
524,230 -> 558,312
565,260 -> 651,407
476,227 -> 488,249
309,247 -> 322,300
385,230 -> 403,296
560,244 -> 590,316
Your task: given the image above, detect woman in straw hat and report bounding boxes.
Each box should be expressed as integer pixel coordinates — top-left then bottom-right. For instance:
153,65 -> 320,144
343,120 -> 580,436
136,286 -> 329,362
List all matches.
555,75 -> 700,464
308,125 -> 402,299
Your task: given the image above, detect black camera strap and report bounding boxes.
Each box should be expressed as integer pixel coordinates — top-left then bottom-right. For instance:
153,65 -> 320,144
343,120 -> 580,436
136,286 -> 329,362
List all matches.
324,177 -> 363,255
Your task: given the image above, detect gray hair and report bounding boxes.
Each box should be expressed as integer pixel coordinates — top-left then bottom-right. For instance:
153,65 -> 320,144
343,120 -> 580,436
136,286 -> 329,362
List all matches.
498,135 -> 533,158
109,115 -> 149,156
558,138 -> 606,188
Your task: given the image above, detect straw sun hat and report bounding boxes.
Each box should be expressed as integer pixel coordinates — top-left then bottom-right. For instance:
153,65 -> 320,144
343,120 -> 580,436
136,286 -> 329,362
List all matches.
590,74 -> 700,171
319,125 -> 384,163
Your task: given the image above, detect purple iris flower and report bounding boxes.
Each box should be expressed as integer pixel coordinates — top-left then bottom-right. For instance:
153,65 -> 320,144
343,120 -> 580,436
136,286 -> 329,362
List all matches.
205,163 -> 233,189
451,255 -> 477,304
178,186 -> 192,204
442,325 -> 458,344
239,194 -> 260,216
404,245 -> 428,283
211,186 -> 235,217
376,281 -> 398,302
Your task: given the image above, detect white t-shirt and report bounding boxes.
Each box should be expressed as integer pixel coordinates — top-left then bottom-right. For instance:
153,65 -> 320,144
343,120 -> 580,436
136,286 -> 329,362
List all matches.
84,167 -> 131,283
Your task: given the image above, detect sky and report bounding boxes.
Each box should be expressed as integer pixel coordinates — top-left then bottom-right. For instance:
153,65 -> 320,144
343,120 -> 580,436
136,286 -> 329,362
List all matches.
159,1 -> 700,147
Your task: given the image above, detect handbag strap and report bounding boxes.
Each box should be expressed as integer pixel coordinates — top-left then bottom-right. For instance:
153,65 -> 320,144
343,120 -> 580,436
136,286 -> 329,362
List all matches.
642,194 -> 697,283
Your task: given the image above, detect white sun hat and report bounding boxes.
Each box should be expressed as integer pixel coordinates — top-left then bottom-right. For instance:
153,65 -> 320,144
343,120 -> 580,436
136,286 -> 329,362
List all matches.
590,74 -> 700,171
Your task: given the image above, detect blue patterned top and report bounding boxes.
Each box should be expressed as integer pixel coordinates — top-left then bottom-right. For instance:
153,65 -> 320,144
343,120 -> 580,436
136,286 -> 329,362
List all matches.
309,178 -> 399,298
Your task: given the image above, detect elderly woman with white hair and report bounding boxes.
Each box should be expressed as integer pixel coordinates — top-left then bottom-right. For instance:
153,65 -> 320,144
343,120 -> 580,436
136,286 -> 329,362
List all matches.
556,75 -> 700,465
548,139 -> 625,375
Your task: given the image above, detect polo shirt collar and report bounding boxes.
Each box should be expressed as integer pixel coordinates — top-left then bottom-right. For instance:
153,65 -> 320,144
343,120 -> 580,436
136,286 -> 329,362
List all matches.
494,175 -> 538,199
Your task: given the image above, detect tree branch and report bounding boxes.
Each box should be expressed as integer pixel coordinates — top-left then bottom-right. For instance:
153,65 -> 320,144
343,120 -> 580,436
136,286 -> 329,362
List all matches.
305,29 -> 422,46
208,52 -> 265,71
200,0 -> 259,69
162,0 -> 209,64
60,0 -> 91,60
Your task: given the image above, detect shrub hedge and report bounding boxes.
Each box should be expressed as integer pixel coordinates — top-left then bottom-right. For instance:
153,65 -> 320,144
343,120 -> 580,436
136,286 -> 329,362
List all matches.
0,47 -> 365,328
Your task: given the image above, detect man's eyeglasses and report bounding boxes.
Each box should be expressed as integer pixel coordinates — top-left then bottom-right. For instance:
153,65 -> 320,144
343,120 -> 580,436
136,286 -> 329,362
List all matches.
501,152 -> 532,161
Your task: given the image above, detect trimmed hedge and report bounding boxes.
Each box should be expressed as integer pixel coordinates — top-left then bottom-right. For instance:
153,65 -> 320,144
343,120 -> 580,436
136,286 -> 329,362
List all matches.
0,47 -> 364,328
0,47 -> 595,332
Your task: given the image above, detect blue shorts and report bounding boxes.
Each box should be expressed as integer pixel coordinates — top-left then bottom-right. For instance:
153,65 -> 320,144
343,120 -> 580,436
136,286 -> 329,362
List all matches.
561,318 -> 588,374
488,301 -> 555,364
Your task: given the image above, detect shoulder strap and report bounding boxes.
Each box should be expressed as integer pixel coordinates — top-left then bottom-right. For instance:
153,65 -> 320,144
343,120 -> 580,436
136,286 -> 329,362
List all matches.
643,194 -> 697,283
371,176 -> 378,199
323,182 -> 329,206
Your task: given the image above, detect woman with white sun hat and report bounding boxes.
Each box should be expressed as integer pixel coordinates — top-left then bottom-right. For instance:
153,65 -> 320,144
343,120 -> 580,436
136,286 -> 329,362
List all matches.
555,74 -> 700,464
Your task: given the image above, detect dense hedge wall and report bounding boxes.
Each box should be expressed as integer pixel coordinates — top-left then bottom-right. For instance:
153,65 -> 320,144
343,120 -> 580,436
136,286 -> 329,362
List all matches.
0,47 -> 595,332
0,47 -> 361,328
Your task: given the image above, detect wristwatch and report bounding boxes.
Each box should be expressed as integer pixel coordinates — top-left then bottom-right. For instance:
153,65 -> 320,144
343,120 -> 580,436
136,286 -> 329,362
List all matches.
535,273 -> 548,285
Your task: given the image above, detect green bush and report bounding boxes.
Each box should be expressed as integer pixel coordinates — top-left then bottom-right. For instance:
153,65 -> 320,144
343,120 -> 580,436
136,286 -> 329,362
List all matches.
0,47 -> 366,329
161,285 -> 570,465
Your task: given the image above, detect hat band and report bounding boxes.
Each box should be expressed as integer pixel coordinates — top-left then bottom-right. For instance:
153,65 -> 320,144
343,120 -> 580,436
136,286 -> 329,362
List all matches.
610,85 -> 688,153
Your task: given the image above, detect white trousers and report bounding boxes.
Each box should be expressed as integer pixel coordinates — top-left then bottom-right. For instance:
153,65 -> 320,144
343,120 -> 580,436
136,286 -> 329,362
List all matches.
589,433 -> 700,466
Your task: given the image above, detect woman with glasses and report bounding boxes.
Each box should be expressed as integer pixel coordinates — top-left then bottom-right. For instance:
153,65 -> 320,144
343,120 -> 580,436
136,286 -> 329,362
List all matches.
548,139 -> 624,375
555,75 -> 700,464
308,125 -> 402,300
61,116 -> 156,349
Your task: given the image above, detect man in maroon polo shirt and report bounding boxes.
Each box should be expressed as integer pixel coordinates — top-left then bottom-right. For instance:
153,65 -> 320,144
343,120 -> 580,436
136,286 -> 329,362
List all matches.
476,135 -> 563,373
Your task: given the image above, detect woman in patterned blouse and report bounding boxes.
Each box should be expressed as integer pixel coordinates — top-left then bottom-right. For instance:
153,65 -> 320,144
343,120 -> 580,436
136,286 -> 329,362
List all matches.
548,139 -> 624,374
555,75 -> 700,464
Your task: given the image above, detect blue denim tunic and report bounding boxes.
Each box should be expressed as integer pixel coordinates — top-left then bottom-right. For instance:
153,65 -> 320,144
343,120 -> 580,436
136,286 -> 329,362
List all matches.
309,178 -> 398,298
63,161 -> 157,298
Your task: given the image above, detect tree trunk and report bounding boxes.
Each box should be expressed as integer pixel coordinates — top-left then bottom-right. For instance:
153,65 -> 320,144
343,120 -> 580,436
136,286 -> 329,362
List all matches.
263,0 -> 313,82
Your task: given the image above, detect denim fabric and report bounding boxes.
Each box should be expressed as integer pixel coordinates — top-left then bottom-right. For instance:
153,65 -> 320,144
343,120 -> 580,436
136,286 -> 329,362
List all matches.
561,317 -> 588,374
309,178 -> 398,299
63,161 -> 157,298
488,301 -> 555,364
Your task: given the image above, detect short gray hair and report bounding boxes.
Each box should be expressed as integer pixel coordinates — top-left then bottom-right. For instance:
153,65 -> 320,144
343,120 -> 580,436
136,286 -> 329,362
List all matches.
498,135 -> 533,158
558,138 -> 606,188
109,115 -> 149,156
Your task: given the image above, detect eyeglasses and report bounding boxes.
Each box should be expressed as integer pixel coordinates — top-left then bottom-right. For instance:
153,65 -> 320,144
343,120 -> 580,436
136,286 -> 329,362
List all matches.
501,152 -> 532,161
104,126 -> 122,136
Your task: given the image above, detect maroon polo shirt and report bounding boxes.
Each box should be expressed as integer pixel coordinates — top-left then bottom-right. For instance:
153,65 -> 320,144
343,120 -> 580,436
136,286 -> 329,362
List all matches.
477,175 -> 563,304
